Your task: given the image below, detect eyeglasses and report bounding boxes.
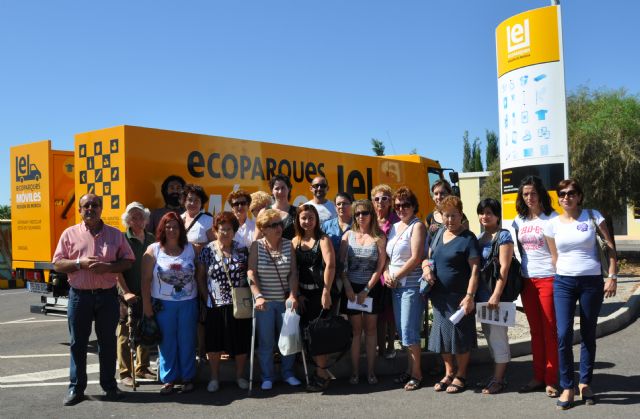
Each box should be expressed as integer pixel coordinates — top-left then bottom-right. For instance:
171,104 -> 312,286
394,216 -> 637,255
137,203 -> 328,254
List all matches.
231,201 -> 247,207
558,190 -> 577,199
355,211 -> 371,217
395,202 -> 412,210
373,196 -> 390,203
311,183 -> 327,189
81,202 -> 101,209
264,221 -> 284,229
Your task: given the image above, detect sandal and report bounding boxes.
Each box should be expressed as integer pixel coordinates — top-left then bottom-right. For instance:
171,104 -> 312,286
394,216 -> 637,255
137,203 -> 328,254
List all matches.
349,375 -> 359,385
580,386 -> 596,405
446,376 -> 467,394
160,383 -> 175,395
434,375 -> 454,392
404,377 -> 422,391
482,378 -> 507,394
546,386 -> 560,398
367,374 -> 378,385
394,372 -> 411,384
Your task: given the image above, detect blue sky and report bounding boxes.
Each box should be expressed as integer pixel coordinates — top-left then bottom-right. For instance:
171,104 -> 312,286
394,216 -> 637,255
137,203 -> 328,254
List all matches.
1,0 -> 638,205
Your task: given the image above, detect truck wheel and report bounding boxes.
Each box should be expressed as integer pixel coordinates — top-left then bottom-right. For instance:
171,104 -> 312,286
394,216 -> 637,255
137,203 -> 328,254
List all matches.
35,174 -> 40,181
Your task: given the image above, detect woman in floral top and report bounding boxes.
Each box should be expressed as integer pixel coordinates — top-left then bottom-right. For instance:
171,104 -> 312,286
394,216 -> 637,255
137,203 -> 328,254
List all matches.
196,212 -> 251,393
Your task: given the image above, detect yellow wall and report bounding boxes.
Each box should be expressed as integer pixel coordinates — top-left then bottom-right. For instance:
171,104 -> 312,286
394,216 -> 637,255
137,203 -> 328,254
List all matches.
459,172 -> 490,236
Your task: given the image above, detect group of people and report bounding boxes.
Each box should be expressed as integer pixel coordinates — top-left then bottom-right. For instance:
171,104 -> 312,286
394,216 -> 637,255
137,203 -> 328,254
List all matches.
53,172 -> 617,411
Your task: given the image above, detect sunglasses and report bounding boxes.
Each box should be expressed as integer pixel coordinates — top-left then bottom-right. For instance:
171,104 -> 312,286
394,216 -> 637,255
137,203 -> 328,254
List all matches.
373,196 -> 390,203
264,221 -> 284,229
231,201 -> 247,207
81,202 -> 101,209
395,202 -> 412,210
355,211 -> 371,217
311,183 -> 327,189
558,190 -> 577,198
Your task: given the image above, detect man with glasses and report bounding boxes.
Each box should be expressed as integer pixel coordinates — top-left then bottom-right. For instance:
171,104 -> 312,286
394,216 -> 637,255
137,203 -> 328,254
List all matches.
305,176 -> 337,223
53,194 -> 136,406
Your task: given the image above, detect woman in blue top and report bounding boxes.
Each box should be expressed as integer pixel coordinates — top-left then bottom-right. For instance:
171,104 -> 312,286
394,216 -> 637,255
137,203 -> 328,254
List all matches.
476,198 -> 514,394
423,196 -> 480,394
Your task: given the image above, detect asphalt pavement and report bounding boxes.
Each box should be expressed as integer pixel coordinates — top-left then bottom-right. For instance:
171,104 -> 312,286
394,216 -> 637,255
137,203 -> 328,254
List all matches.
1,288 -> 638,419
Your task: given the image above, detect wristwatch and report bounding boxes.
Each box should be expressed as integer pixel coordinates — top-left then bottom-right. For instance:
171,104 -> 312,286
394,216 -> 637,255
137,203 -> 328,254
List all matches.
607,274 -> 618,280
75,257 -> 81,270
363,286 -> 370,294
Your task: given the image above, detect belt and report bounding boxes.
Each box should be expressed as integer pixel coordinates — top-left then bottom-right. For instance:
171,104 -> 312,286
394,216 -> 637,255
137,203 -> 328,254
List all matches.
71,286 -> 117,294
299,282 -> 321,291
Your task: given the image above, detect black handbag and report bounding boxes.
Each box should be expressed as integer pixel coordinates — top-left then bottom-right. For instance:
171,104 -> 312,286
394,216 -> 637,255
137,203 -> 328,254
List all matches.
303,310 -> 352,357
480,229 -> 523,302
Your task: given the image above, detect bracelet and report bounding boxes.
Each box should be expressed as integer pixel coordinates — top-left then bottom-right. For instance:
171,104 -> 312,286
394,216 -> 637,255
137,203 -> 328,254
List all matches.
254,293 -> 264,300
466,292 -> 475,298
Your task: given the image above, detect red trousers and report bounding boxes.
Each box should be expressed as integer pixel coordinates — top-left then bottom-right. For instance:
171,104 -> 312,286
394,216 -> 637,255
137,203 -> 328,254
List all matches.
521,276 -> 558,385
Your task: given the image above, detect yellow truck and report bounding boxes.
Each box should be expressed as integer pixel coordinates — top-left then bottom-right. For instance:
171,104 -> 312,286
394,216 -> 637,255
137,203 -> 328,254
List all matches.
10,125 -> 455,312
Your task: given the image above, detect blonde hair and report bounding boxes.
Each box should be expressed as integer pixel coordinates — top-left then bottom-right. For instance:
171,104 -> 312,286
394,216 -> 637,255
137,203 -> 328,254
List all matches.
256,208 -> 281,231
371,183 -> 393,199
250,191 -> 273,214
351,200 -> 383,238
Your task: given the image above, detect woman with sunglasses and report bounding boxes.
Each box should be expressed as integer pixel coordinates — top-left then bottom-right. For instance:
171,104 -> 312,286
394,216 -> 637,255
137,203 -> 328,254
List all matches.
425,180 -> 469,245
385,187 -> 427,391
423,196 -> 480,394
247,209 -> 301,390
180,184 -> 215,253
513,176 -> 559,398
293,204 -> 336,392
544,179 -> 617,409
339,200 -> 387,385
141,212 -> 198,394
372,184 -> 400,360
227,189 -> 255,249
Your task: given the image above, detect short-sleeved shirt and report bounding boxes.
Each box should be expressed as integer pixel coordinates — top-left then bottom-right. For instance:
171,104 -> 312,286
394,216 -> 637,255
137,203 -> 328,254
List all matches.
544,209 -> 605,276
183,211 -> 213,244
322,217 -> 351,252
52,221 -> 136,290
512,213 -> 557,278
199,241 -> 249,307
429,229 -> 480,295
234,218 -> 255,249
121,228 -> 156,295
305,200 -> 338,224
150,242 -> 197,301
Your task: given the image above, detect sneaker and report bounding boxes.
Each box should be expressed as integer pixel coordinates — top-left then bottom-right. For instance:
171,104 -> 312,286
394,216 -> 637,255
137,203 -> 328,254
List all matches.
284,376 -> 301,386
135,369 -> 157,380
261,380 -> 273,390
207,379 -> 219,393
237,378 -> 249,390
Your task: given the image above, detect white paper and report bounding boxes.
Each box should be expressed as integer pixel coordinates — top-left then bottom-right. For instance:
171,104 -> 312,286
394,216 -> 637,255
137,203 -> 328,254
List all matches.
448,307 -> 466,325
347,297 -> 373,313
476,302 -> 516,327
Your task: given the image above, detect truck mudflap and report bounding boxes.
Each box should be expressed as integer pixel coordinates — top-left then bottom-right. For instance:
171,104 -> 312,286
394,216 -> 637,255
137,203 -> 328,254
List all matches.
28,271 -> 69,315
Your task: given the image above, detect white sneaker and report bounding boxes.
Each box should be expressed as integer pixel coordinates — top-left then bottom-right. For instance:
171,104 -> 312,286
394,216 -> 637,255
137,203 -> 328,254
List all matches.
285,376 -> 302,386
237,378 -> 249,390
261,380 -> 273,390
207,379 -> 219,393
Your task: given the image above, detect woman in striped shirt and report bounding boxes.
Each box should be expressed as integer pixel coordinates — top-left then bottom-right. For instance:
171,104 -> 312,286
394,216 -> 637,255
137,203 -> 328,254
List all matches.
247,209 -> 301,391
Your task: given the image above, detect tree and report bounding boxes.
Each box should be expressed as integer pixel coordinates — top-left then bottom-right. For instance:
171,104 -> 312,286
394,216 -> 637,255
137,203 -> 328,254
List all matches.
462,131 -> 472,172
371,138 -> 385,156
480,160 -> 501,201
567,87 -> 640,217
486,129 -> 499,168
472,137 -> 483,171
0,205 -> 9,220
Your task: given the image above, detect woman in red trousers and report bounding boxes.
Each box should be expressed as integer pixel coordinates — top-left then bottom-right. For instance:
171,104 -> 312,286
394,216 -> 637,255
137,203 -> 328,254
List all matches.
512,176 -> 559,398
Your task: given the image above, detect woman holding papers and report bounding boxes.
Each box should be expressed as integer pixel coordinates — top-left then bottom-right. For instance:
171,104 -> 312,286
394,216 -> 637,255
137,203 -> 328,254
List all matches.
292,204 -> 336,392
476,198 -> 513,394
339,200 -> 387,385
423,196 -> 480,394
384,187 -> 426,391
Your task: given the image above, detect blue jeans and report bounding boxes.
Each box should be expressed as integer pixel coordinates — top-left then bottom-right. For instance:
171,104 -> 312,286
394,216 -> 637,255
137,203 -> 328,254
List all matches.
154,298 -> 198,383
553,274 -> 604,390
67,287 -> 119,393
391,287 -> 425,347
255,300 -> 296,382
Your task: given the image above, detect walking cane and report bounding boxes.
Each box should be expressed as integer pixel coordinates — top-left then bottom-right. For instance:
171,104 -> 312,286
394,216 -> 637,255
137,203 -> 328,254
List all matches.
248,298 -> 256,396
127,302 -> 137,391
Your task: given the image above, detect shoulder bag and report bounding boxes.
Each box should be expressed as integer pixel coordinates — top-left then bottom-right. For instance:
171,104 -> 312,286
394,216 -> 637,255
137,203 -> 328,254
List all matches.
215,243 -> 253,319
480,229 -> 523,302
587,209 -> 611,277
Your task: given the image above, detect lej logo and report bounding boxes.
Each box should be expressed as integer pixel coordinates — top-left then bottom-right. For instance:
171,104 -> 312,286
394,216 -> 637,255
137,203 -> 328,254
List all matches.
507,18 -> 530,54
15,155 -> 42,183
14,154 -> 42,205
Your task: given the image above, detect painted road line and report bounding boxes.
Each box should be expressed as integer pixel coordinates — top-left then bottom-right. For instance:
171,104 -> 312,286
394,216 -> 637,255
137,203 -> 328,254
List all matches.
0,353 -> 96,359
0,318 -> 67,325
0,290 -> 28,297
0,363 -> 100,383
0,380 -> 100,389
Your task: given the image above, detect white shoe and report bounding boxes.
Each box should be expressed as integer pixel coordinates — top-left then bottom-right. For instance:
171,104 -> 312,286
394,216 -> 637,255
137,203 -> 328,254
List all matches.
207,379 -> 219,393
261,380 -> 273,390
237,378 -> 249,390
285,376 -> 301,386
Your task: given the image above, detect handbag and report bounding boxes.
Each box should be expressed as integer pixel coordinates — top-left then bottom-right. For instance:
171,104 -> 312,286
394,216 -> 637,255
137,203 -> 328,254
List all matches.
587,209 -> 611,277
480,229 -> 523,302
215,243 -> 253,319
303,310 -> 352,357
